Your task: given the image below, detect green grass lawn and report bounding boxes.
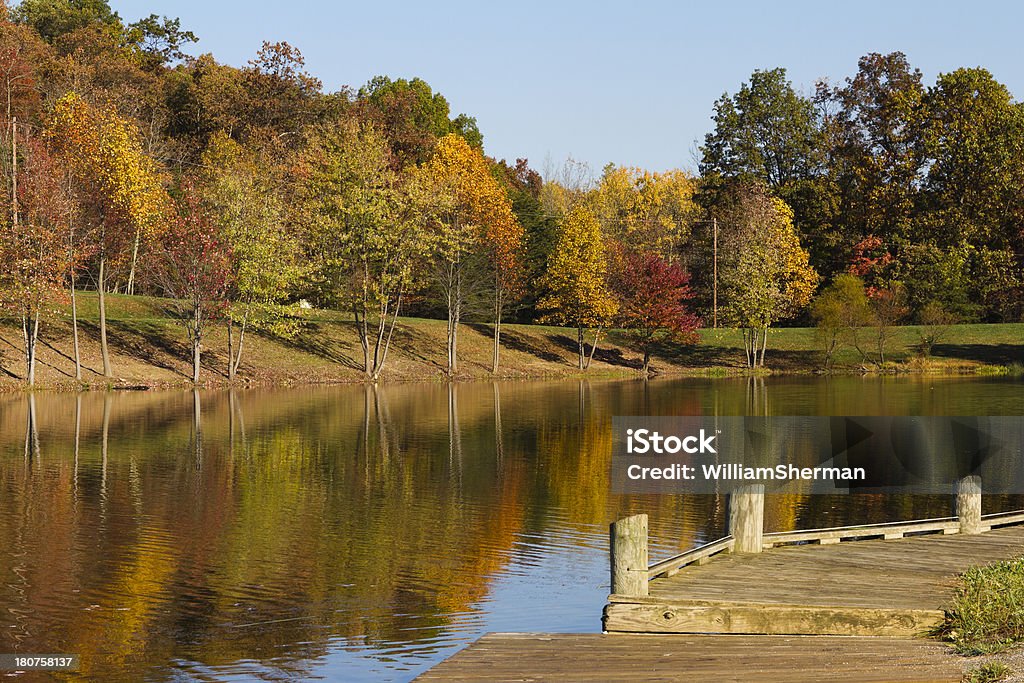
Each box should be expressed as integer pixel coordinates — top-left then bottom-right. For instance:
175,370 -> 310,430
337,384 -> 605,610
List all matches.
1,291 -> 1022,388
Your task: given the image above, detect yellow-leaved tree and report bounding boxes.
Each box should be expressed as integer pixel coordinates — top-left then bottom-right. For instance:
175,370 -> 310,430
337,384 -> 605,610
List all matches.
47,92 -> 169,378
716,182 -> 818,367
591,166 -> 700,260
416,133 -> 523,376
539,204 -> 618,370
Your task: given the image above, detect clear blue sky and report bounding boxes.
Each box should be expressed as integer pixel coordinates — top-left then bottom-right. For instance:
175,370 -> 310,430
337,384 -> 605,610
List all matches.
109,0 -> 1024,175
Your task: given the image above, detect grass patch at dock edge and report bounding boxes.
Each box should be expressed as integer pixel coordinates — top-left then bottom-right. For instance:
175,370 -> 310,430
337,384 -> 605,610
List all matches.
935,557 -> 1024,655
963,662 -> 1012,683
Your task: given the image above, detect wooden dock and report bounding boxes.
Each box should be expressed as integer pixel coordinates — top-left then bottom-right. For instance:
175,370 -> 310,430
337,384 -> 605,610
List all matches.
417,633 -> 963,682
606,523 -> 1024,636
604,479 -> 1024,636
420,478 -> 1024,681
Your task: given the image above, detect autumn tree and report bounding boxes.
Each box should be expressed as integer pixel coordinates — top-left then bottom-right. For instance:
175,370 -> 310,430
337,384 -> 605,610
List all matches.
715,183 -> 818,367
152,182 -> 232,384
12,0 -> 120,44
490,157 -> 556,323
591,165 -> 699,260
609,248 -> 700,374
539,205 -> 618,370
0,18 -> 48,124
356,76 -> 477,167
417,133 -> 522,376
867,285 -> 908,365
811,274 -> 871,369
818,52 -> 927,244
47,91 -> 169,377
297,118 -> 422,381
0,135 -> 75,384
200,133 -> 299,379
244,41 -> 323,137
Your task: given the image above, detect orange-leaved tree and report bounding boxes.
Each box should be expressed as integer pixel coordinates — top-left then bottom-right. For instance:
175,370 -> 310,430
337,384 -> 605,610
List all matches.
416,133 -> 523,375
46,91 -> 169,378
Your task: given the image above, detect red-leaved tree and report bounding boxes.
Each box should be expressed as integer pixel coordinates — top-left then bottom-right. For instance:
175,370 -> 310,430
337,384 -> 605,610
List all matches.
0,136 -> 77,385
152,182 -> 232,383
611,248 -> 701,374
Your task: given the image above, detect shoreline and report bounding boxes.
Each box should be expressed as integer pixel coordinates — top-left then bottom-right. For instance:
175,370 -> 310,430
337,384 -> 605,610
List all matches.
0,358 -> 1014,395
1,292 -> 1021,394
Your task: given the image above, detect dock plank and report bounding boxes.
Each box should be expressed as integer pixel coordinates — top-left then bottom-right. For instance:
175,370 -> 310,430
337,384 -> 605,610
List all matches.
416,634 -> 962,682
647,526 -> 1024,612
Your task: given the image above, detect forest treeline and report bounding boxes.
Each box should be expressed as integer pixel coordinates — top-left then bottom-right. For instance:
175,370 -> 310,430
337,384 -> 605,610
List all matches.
0,0 -> 1022,385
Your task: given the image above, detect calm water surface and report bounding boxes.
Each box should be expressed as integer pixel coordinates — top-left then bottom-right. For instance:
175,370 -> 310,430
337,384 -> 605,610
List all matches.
2,376 -> 1024,681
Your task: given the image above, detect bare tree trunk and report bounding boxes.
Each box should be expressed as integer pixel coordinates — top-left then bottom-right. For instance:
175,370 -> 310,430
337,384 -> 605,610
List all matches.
447,266 -> 461,376
760,326 -> 768,367
226,319 -> 234,380
70,275 -> 81,380
577,326 -> 585,370
232,310 -> 249,378
492,278 -> 503,374
191,305 -> 202,384
98,255 -> 112,378
29,310 -> 39,385
372,291 -> 402,382
126,227 -> 141,295
492,320 -> 501,375
355,301 -> 371,377
585,327 -> 603,370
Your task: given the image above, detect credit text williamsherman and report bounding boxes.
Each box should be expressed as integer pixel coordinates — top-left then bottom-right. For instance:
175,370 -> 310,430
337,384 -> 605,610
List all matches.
626,463 -> 867,482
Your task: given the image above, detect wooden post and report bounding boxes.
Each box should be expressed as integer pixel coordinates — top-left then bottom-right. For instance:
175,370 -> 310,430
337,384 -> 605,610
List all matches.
730,484 -> 765,553
956,476 -> 982,535
610,514 -> 648,597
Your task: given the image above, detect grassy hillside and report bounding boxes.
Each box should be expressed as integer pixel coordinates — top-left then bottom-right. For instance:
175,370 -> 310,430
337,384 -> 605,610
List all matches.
1,292 -> 1022,390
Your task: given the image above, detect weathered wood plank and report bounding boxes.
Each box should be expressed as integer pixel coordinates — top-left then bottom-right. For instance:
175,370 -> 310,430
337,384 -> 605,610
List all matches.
761,518 -> 960,546
605,526 -> 1024,633
417,634 -> 962,682
602,601 -> 942,636
648,536 -> 734,579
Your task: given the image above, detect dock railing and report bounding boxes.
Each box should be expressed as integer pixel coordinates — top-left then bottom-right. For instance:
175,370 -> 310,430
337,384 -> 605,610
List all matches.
609,475 -> 1019,597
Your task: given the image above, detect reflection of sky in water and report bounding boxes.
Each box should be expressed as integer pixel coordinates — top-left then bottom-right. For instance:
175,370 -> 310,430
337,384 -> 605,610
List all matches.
1,376 -> 1023,682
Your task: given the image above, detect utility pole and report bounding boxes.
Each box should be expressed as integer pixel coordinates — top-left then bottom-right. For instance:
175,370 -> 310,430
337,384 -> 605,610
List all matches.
712,216 -> 718,329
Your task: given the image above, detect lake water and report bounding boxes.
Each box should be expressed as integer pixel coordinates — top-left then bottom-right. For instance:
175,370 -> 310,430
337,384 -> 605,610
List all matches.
2,376 -> 1023,681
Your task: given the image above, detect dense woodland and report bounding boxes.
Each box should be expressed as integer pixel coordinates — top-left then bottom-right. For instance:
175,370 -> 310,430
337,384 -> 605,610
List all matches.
1,0 -> 1023,385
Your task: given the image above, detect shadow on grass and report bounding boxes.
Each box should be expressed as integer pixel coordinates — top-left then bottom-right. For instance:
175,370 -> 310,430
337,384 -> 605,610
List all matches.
466,323 -> 564,364
276,320 -> 361,371
932,343 -> 1024,366
544,333 -> 644,369
99,319 -> 189,377
390,323 -> 446,370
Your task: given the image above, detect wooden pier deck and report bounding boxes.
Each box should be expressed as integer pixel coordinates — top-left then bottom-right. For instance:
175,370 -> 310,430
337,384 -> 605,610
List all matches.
417,633 -> 963,682
421,482 -> 1024,681
605,524 -> 1024,635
